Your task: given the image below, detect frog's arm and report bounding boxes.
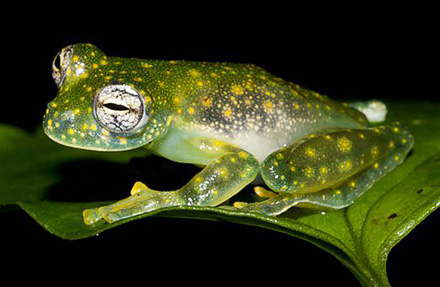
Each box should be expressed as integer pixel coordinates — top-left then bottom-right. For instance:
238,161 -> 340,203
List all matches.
234,122 -> 414,215
83,140 -> 259,224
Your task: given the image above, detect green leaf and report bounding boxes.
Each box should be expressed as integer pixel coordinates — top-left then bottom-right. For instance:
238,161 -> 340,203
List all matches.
1,100 -> 439,286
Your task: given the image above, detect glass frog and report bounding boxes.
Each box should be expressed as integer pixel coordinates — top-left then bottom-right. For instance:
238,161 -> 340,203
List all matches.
43,44 -> 414,225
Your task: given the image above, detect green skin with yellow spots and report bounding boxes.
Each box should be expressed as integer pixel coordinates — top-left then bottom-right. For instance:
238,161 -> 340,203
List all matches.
44,44 -> 414,225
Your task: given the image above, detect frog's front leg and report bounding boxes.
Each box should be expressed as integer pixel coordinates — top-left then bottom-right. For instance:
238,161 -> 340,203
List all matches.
83,143 -> 259,225
235,122 -> 414,215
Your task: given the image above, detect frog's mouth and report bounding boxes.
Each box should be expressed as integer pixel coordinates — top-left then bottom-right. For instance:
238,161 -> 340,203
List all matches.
42,107 -> 145,152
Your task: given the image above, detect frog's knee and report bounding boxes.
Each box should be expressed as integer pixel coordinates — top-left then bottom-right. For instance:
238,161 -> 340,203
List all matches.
349,100 -> 388,123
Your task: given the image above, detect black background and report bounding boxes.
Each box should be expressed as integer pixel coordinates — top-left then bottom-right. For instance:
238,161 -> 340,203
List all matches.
1,6 -> 439,286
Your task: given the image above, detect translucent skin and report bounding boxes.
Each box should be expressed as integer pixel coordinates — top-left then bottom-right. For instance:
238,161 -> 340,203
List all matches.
43,44 -> 414,224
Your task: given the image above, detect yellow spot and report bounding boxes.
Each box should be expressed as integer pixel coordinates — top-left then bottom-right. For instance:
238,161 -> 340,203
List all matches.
394,155 -> 400,161
142,63 -> 153,68
197,81 -> 204,87
61,134 -> 66,140
337,137 -> 352,153
51,103 -> 58,108
230,157 -> 236,163
120,138 -> 127,145
304,167 -> 314,177
100,60 -> 107,66
104,76 -> 112,81
134,77 -> 143,82
68,128 -> 75,135
55,122 -> 60,128
290,166 -> 296,172
293,180 -> 299,185
273,161 -> 279,167
82,124 -> 88,131
202,97 -> 212,107
90,52 -> 95,57
264,100 -> 274,113
335,190 -> 342,195
393,127 -> 400,133
87,107 -> 92,114
169,60 -> 177,64
324,135 -> 332,141
238,151 -> 248,158
72,55 -> 79,62
90,125 -> 97,131
177,109 -> 183,114
374,162 -> 380,169
359,133 -> 365,140
276,153 -> 284,160
189,69 -> 200,77
231,85 -> 244,95
224,108 -> 232,117
220,168 -> 228,177
92,63 -> 99,69
48,119 -> 53,126
388,141 -> 395,148
350,181 -> 356,188
339,160 -> 353,172
188,107 -> 195,114
305,147 -> 316,157
210,73 -> 218,78
401,138 -> 408,144
320,166 -> 328,174
294,103 -> 300,109
371,146 -> 380,157
102,129 -> 110,136
280,175 -> 286,180
74,109 -> 80,115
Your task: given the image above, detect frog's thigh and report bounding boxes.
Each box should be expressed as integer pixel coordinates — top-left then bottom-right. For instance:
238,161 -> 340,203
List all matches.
83,146 -> 259,225
238,123 -> 414,215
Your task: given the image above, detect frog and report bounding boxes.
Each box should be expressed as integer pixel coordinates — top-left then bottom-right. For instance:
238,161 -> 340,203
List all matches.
43,43 -> 414,225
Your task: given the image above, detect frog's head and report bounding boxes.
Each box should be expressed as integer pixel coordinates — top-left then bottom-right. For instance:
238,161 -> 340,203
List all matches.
44,44 -> 169,151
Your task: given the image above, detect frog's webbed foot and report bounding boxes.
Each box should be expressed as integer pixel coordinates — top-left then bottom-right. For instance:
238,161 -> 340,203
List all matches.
83,182 -> 179,225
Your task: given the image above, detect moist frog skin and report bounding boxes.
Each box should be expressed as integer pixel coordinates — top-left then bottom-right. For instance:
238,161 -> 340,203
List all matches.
43,44 -> 414,225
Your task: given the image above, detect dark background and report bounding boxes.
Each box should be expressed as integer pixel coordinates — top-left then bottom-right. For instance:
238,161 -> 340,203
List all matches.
1,7 -> 439,286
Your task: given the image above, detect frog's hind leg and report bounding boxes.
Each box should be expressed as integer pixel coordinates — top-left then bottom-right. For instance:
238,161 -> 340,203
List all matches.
234,122 -> 414,215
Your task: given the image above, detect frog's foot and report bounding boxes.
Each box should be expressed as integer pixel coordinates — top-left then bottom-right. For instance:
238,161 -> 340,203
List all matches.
253,186 -> 277,198
83,182 -> 180,225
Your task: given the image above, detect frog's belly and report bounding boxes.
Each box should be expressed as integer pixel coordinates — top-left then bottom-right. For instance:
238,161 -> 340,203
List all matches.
152,127 -> 299,165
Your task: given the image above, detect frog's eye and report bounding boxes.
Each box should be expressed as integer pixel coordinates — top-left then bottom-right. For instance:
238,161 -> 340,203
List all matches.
52,45 -> 74,87
94,85 -> 148,134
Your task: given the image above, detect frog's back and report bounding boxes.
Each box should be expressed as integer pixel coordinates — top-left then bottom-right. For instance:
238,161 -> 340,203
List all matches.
158,61 -> 369,162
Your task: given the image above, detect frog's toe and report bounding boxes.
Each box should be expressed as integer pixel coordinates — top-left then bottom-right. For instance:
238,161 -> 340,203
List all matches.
130,181 -> 151,195
253,186 -> 277,198
233,201 -> 249,208
83,208 -> 104,225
